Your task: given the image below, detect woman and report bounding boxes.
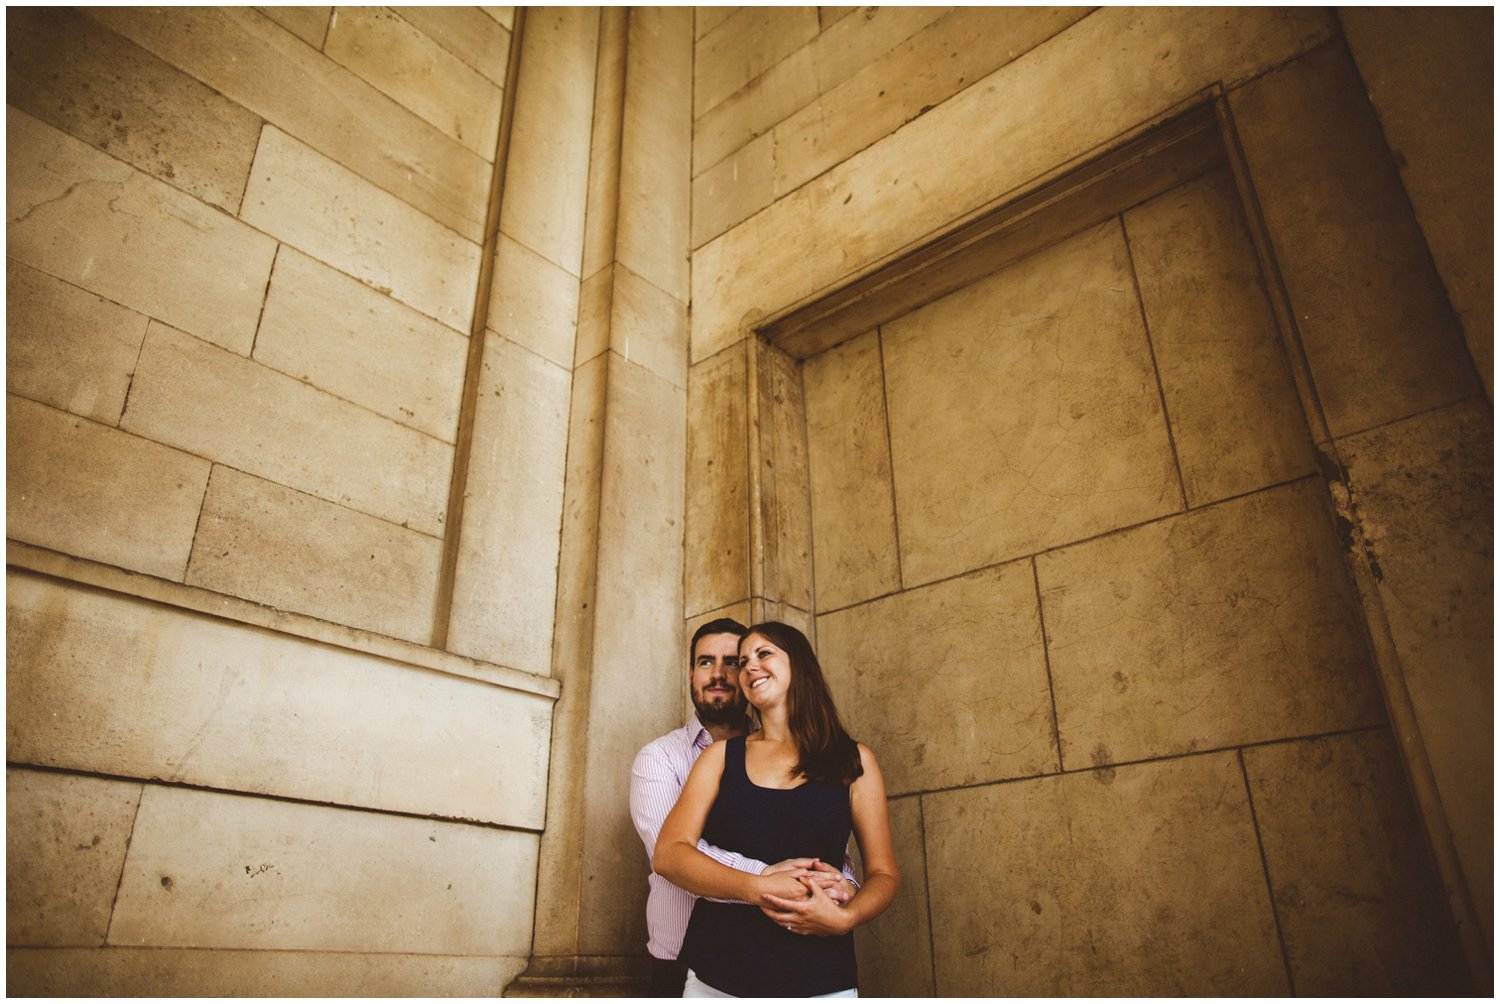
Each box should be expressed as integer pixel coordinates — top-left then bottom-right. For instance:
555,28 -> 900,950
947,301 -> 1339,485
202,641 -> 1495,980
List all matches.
654,622 -> 899,997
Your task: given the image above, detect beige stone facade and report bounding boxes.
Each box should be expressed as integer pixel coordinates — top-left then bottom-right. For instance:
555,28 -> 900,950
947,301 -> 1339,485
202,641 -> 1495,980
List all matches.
6,7 -> 1489,996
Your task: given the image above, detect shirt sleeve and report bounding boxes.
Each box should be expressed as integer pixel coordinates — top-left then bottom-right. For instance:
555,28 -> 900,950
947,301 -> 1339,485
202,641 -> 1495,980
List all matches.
629,742 -> 769,877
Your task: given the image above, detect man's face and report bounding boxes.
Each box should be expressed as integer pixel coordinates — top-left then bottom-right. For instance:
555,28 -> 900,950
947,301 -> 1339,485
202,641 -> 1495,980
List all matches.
691,632 -> 746,726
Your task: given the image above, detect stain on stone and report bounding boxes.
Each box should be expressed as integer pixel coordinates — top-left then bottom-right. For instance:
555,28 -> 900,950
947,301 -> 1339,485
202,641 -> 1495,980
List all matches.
159,874 -> 174,891
1314,448 -> 1346,484
1111,671 -> 1128,693
1030,899 -> 1043,915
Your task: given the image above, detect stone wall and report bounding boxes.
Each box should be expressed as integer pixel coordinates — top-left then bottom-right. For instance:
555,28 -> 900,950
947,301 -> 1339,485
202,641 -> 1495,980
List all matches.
6,7 -> 598,995
686,7 -> 1487,995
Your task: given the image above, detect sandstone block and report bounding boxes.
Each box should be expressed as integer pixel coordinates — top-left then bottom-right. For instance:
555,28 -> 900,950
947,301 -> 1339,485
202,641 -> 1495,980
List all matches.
393,7 -> 513,87
86,7 -> 490,243
242,126 -> 481,334
851,795 -> 934,996
6,7 -> 262,214
882,222 -> 1180,587
6,769 -> 142,946
487,233 -> 581,370
1243,731 -> 1470,994
684,346 -> 750,617
324,7 -> 502,160
108,786 -> 538,954
803,329 -> 901,611
691,130 -> 776,251
7,259 -> 148,426
446,337 -> 572,674
6,570 -> 553,827
186,466 -> 442,645
255,247 -> 467,443
694,6 -> 735,41
254,7 -> 329,47
8,108 -> 276,356
755,342 -> 815,611
7,394 -> 210,581
693,46 -> 818,179
924,754 -> 1286,994
1125,169 -> 1316,506
694,7 -> 819,118
123,321 -> 452,537
1037,478 -> 1388,770
816,563 -> 1055,796
607,263 -> 688,389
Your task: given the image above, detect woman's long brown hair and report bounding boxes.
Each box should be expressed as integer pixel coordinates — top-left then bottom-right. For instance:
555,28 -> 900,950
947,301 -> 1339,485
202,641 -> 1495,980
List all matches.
744,621 -> 863,786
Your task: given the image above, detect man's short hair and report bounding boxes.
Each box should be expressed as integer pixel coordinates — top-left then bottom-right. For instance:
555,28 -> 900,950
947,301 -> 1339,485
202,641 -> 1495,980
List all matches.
689,617 -> 748,663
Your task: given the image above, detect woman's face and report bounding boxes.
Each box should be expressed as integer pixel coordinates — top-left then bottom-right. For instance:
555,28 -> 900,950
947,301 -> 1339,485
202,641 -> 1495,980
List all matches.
739,632 -> 792,709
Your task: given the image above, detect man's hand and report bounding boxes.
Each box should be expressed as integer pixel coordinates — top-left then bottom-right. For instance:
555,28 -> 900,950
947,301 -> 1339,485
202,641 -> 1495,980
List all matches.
760,876 -> 854,937
761,858 -> 853,905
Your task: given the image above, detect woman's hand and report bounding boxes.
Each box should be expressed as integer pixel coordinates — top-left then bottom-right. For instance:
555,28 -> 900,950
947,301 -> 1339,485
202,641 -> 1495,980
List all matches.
760,876 -> 854,937
762,858 -> 853,904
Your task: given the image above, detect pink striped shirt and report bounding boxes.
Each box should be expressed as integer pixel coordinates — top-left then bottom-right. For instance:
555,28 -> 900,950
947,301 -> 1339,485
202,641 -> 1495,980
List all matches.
629,716 -> 858,961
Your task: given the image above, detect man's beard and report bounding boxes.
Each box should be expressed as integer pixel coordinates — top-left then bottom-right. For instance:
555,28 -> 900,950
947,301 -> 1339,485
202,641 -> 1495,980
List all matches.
693,692 -> 748,728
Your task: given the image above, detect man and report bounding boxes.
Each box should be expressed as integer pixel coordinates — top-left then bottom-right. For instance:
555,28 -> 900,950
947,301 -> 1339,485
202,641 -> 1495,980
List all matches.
629,618 -> 855,997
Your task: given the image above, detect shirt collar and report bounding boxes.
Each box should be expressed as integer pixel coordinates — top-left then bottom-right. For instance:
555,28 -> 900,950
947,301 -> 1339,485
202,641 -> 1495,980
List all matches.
687,712 -> 758,751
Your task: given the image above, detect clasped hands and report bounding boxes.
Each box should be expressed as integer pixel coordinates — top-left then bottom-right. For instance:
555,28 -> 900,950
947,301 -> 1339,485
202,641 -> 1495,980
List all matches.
756,858 -> 855,937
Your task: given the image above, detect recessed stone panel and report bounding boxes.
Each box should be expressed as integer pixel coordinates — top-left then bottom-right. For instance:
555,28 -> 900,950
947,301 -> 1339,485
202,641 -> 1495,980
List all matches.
446,337 -> 572,675
1037,479 -> 1387,770
816,563 -> 1054,796
254,247 -> 468,443
924,754 -> 1286,994
1338,400 -> 1492,932
7,259 -> 148,426
684,345 -> 750,617
1125,169 -> 1316,506
393,7 -> 513,87
883,222 -> 1181,587
8,108 -> 276,356
1243,731 -> 1470,995
803,329 -> 901,611
109,786 -> 538,955
7,769 -> 142,947
186,466 -> 442,645
851,794 -> 934,997
123,322 -> 452,537
324,7 -> 501,160
1228,42 -> 1478,437
6,7 -> 262,214
6,570 -> 553,828
86,6 -> 490,243
757,342 -> 814,611
241,126 -> 481,333
7,394 -> 210,581
7,948 -> 525,998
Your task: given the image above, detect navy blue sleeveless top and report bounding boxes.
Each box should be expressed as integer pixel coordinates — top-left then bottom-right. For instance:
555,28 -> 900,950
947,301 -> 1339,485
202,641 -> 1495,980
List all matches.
679,735 -> 858,997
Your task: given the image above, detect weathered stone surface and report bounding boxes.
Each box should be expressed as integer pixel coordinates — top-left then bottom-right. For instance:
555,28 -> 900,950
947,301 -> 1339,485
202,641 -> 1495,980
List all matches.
694,7 -> 819,118
577,355 -> 686,953
7,769 -> 141,946
694,6 -> 736,40
882,222 -> 1180,587
817,563 -> 1055,795
499,7 -> 599,277
108,786 -> 538,954
691,8 -> 1335,362
574,264 -> 613,368
579,9 -> 626,284
186,466 -> 442,645
693,46 -> 818,178
242,126 -> 481,333
684,345 -> 750,617
924,754 -> 1286,994
6,569 -> 553,828
851,794 -> 933,997
123,321 -> 452,537
8,948 -> 525,998
690,130 -> 776,250
772,7 -> 1091,198
803,329 -> 901,611
1229,42 -> 1478,437
255,247 -> 468,442
446,338 -> 572,675
756,342 -> 814,611
393,6 -> 513,87
6,7 -> 262,214
254,7 -> 330,48
486,7 -> 515,32
618,7 -> 693,303
8,108 -> 276,356
86,6 -> 491,243
1038,479 -> 1387,769
1243,731 -> 1470,995
1125,169 -> 1316,506
7,394 -> 210,581
1338,400 -> 1493,933
1341,9 -> 1492,398
607,263 -> 689,389
487,234 -> 581,371
325,7 -> 502,160
7,259 -> 147,426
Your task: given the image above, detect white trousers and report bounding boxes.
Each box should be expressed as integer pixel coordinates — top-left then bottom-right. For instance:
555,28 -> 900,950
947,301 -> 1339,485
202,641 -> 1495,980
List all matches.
683,969 -> 858,998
